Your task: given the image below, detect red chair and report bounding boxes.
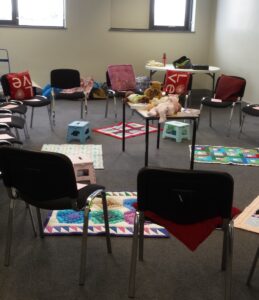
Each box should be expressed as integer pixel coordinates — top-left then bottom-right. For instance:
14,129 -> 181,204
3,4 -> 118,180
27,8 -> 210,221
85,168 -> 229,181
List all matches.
105,64 -> 139,119
200,75 -> 246,136
163,70 -> 192,107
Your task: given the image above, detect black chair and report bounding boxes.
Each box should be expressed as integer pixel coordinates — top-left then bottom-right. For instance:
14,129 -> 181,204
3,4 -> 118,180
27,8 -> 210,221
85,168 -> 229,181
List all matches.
0,146 -> 112,285
129,167 -> 235,300
199,75 -> 246,136
1,73 -> 52,130
239,103 -> 259,137
0,108 -> 27,140
0,123 -> 23,145
50,69 -> 87,125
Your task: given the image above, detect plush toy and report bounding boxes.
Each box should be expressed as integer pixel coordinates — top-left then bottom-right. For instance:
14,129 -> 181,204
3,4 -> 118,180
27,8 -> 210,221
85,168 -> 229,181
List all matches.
144,81 -> 163,100
125,92 -> 149,104
147,94 -> 182,123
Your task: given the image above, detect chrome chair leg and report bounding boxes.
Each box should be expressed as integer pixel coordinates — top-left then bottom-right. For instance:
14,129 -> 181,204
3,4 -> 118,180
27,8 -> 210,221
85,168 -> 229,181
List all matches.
113,95 -> 117,120
128,211 -> 140,298
105,97 -> 109,118
246,245 -> 259,286
224,220 -> 233,300
47,105 -> 54,131
101,191 -> 112,253
4,198 -> 15,266
27,204 -> 37,237
227,104 -> 235,137
36,207 -> 44,238
30,107 -> 34,128
238,114 -> 246,138
138,211 -> 145,261
79,205 -> 90,285
209,108 -> 212,127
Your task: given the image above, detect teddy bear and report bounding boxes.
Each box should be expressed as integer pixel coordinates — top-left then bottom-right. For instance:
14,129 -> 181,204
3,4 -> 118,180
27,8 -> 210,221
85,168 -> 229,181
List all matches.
125,91 -> 150,104
147,94 -> 182,123
144,81 -> 163,101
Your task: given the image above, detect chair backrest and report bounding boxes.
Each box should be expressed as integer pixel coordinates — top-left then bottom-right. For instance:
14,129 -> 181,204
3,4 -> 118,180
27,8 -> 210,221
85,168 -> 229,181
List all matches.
107,64 -> 136,91
0,147 -> 78,209
214,75 -> 246,102
137,167 -> 234,224
163,70 -> 192,95
51,69 -> 81,89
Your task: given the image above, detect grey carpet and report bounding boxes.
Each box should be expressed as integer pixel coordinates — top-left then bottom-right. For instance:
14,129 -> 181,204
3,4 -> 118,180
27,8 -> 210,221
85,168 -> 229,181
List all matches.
0,90 -> 259,300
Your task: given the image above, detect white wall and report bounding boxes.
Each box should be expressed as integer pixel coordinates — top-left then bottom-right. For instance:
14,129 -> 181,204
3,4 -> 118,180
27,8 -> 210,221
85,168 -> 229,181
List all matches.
209,0 -> 259,103
0,0 -> 213,88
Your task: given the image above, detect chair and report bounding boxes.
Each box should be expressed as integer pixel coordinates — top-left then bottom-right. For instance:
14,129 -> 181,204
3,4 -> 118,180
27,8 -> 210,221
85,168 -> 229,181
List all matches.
163,70 -> 192,108
199,75 -> 246,135
105,64 -> 140,119
246,245 -> 259,286
0,146 -> 112,285
1,72 -> 52,130
50,69 -> 87,125
129,167 -> 236,300
239,103 -> 259,137
0,123 -> 23,145
0,108 -> 27,140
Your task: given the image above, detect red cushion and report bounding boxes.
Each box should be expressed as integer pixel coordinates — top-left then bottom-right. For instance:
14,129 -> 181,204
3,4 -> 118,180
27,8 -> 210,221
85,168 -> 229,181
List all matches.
163,70 -> 190,94
6,71 -> 34,100
215,75 -> 245,102
133,202 -> 241,251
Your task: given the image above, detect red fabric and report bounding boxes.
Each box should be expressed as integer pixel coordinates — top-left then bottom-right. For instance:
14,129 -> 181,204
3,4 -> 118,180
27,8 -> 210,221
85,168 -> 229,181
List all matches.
133,203 -> 241,251
6,71 -> 34,100
107,65 -> 136,91
215,75 -> 245,102
163,70 -> 190,95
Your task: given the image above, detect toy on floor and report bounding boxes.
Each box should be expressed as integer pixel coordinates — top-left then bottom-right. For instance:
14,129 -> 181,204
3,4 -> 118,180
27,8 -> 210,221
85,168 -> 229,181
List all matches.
147,94 -> 182,123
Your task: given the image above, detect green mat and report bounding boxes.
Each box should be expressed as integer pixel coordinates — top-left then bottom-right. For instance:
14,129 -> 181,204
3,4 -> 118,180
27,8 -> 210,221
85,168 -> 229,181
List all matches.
192,145 -> 259,166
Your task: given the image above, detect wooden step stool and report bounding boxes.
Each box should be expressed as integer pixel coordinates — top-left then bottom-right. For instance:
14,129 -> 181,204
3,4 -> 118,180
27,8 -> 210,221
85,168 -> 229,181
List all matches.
68,155 -> 96,184
67,120 -> 90,143
162,120 -> 191,142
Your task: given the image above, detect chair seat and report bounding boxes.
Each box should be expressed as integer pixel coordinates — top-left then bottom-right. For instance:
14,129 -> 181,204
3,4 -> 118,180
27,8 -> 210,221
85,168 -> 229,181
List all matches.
242,104 -> 259,116
0,102 -> 27,114
55,91 -> 85,100
202,97 -> 234,108
0,115 -> 25,129
22,96 -> 51,107
0,130 -> 22,144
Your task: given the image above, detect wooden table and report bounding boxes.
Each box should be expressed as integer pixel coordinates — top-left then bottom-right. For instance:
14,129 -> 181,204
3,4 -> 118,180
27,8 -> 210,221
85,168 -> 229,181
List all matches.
122,101 -> 200,169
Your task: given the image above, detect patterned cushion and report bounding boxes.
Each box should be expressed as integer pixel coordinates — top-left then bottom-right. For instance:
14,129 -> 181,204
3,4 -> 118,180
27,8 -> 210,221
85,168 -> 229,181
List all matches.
163,70 -> 191,95
6,71 -> 34,100
107,64 -> 136,91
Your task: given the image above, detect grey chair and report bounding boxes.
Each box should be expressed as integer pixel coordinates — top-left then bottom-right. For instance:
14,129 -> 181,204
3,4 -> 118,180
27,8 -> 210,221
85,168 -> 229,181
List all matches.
0,146 -> 112,285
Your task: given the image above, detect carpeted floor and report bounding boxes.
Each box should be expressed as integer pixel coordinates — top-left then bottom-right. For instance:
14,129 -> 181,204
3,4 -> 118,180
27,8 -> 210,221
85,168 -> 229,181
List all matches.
0,91 -> 259,300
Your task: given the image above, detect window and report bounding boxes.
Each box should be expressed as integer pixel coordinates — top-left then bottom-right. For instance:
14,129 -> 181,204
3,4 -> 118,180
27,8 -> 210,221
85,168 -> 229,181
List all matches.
0,0 -> 65,28
149,0 -> 195,31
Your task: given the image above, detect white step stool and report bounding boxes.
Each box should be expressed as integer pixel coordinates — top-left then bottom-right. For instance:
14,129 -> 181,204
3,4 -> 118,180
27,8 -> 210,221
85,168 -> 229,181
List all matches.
68,155 -> 96,184
67,121 -> 90,143
162,120 -> 191,142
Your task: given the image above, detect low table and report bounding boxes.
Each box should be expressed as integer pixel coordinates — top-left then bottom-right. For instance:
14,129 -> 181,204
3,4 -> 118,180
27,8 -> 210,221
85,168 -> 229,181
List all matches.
122,102 -> 200,169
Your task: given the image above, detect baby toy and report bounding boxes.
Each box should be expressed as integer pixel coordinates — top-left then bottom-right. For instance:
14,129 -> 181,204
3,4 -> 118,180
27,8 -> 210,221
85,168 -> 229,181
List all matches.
147,94 -> 182,123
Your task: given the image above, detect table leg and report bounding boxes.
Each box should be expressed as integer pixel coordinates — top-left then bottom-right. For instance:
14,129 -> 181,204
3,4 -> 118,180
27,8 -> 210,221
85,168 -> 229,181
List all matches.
190,118 -> 197,170
157,122 -> 160,149
145,119 -> 149,166
122,100 -> 126,152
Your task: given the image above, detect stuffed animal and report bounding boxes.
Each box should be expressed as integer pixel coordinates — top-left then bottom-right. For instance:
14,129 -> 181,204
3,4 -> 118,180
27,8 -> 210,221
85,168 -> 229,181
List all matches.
147,94 -> 182,123
144,81 -> 163,100
126,92 -> 150,104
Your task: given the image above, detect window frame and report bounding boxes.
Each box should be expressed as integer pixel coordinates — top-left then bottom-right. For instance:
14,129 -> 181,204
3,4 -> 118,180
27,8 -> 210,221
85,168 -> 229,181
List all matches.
0,0 -> 66,29
149,0 -> 194,32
